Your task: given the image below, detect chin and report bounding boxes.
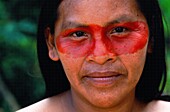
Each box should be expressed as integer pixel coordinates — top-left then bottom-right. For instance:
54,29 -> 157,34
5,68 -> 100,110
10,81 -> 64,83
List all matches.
84,86 -> 136,109
91,97 -> 121,109
85,90 -> 125,108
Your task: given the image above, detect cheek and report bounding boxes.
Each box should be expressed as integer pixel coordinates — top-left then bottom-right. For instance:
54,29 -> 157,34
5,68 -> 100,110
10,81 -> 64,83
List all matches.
56,36 -> 92,58
119,45 -> 147,82
111,32 -> 148,55
58,53 -> 84,83
109,22 -> 149,55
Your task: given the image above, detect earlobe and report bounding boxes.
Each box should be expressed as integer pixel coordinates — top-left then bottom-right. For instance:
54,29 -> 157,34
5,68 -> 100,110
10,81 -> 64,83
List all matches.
45,27 -> 59,61
49,47 -> 59,61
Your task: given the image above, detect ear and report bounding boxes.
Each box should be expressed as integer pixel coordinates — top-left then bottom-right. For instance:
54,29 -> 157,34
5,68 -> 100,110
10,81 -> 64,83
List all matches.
147,38 -> 153,53
45,27 -> 59,61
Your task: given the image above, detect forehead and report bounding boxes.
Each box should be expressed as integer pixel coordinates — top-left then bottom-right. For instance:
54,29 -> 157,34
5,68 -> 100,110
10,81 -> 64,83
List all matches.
57,0 -> 145,27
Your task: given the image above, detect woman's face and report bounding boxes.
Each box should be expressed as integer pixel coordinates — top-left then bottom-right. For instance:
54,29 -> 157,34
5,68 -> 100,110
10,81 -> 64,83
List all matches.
48,0 -> 149,108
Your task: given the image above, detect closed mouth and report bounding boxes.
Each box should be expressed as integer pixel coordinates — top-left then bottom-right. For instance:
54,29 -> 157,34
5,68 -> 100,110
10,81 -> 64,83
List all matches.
84,71 -> 121,78
83,71 -> 122,87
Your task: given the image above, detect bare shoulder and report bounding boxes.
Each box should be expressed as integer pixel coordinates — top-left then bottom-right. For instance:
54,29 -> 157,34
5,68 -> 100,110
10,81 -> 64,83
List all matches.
16,98 -> 60,112
144,100 -> 170,112
16,92 -> 69,112
16,97 -> 62,112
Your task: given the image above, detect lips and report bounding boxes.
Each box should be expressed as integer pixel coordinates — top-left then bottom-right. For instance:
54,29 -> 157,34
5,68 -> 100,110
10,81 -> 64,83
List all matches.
85,71 -> 120,78
83,71 -> 122,87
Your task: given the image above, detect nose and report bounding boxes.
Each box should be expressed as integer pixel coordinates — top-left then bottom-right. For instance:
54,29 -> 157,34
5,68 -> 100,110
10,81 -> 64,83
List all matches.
86,38 -> 117,65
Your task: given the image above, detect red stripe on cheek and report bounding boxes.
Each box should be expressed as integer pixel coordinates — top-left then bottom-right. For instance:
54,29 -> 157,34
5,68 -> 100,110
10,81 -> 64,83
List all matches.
109,22 -> 149,55
56,29 -> 93,57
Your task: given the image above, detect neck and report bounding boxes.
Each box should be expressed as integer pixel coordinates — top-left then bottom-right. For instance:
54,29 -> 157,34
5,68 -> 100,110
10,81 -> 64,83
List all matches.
67,89 -> 142,112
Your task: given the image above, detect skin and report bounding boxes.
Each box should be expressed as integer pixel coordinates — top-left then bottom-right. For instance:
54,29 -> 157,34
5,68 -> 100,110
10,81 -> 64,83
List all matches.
16,0 -> 170,112
16,92 -> 170,112
48,0 -> 149,111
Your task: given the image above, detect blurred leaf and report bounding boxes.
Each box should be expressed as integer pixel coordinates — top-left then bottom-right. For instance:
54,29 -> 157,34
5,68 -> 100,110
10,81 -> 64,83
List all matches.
0,0 -> 9,19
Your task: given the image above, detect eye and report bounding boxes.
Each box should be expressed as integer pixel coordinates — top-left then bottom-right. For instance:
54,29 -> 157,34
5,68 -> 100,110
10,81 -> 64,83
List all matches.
110,27 -> 128,34
71,31 -> 88,38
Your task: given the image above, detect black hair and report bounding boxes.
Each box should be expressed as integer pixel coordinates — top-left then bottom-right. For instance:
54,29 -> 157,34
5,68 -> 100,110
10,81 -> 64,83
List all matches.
136,0 -> 167,102
37,0 -> 167,102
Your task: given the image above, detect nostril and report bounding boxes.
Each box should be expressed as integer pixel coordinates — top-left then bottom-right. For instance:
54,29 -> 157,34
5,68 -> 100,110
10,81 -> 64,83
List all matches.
86,53 -> 117,65
107,58 -> 113,62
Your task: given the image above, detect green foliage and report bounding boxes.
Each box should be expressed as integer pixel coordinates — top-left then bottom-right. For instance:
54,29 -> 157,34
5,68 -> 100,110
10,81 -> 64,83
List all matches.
159,0 -> 170,38
164,50 -> 170,94
0,0 -> 9,20
0,0 -> 45,111
159,0 -> 170,94
0,21 -> 45,107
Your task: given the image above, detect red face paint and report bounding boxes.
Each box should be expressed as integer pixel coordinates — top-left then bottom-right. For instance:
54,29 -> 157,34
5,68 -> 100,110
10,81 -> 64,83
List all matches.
56,21 -> 149,58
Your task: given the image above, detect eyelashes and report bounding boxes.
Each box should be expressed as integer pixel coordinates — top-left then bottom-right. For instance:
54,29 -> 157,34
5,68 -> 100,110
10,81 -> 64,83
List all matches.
108,26 -> 130,37
67,30 -> 89,41
110,27 -> 129,34
70,31 -> 89,39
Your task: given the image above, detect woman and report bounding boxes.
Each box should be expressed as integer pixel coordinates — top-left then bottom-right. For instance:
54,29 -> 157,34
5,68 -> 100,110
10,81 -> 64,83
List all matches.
17,0 -> 170,111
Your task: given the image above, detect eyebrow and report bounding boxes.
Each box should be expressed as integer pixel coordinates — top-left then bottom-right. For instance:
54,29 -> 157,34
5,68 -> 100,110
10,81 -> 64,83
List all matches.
105,15 -> 135,26
61,14 -> 135,30
61,21 -> 89,30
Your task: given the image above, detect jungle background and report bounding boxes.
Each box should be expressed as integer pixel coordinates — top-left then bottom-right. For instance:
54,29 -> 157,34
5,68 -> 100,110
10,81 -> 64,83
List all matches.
0,0 -> 170,112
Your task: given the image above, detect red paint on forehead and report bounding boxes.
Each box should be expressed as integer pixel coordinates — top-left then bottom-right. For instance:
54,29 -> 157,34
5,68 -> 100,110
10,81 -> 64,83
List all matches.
56,21 -> 149,58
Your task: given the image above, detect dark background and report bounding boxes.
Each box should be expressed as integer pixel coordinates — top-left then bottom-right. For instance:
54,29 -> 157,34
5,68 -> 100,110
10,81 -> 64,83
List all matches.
0,0 -> 170,112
